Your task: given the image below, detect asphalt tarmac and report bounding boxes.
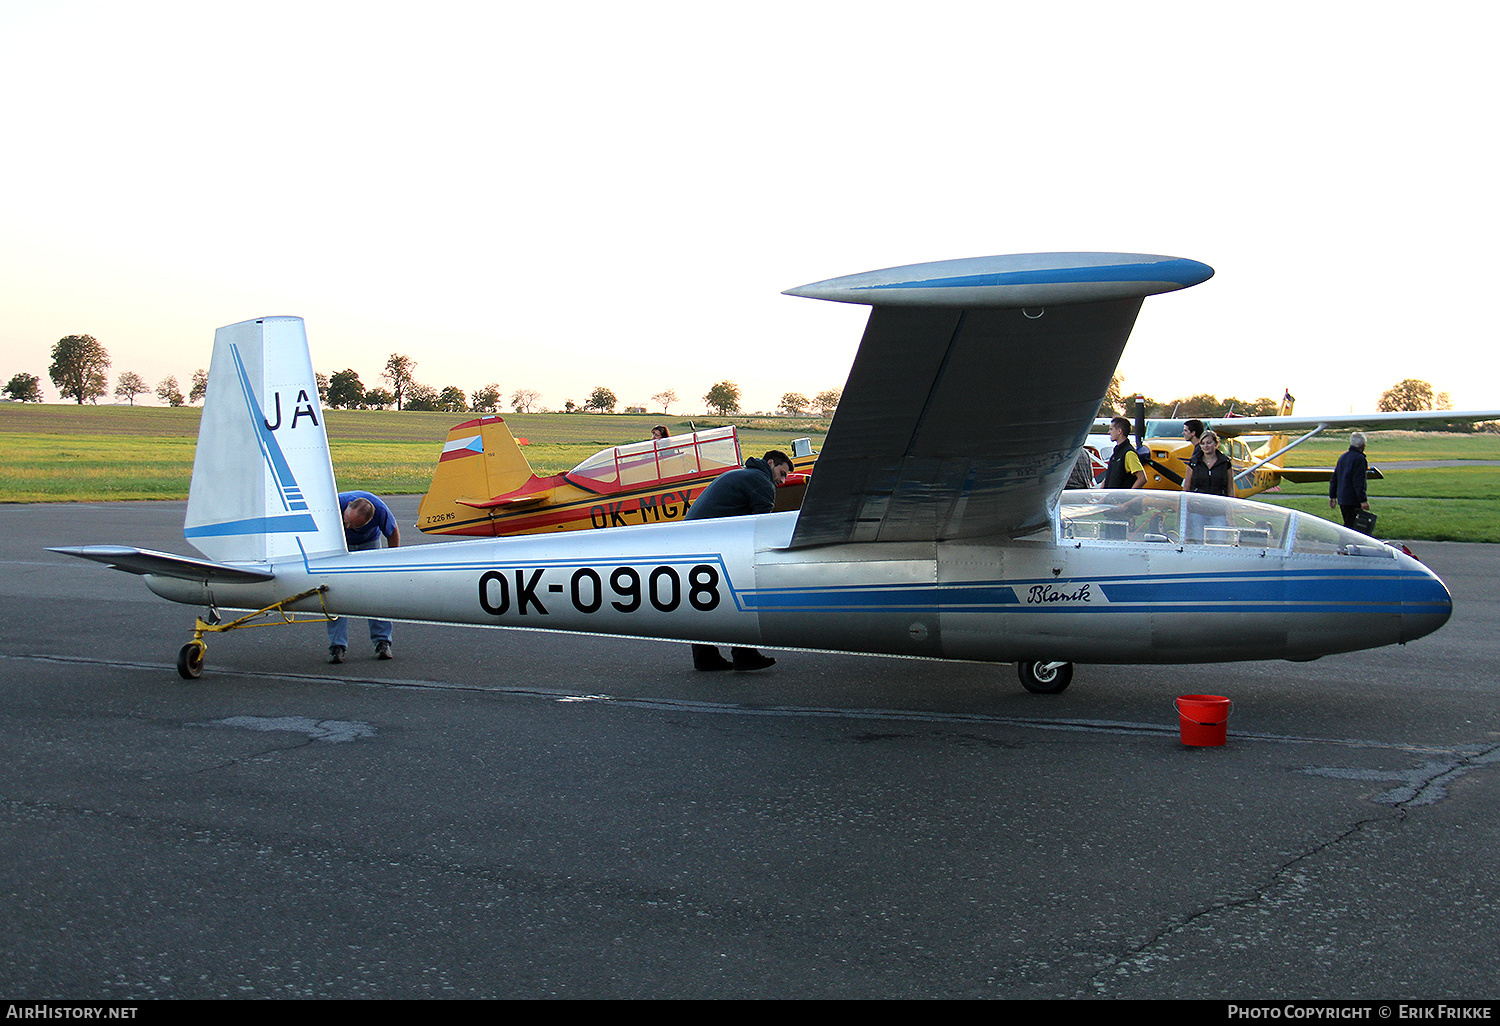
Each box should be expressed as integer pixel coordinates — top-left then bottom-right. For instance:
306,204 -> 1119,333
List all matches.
2,498 -> 1498,1000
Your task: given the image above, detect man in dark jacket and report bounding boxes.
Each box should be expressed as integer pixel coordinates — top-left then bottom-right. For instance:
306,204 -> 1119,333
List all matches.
686,452 -> 791,521
684,450 -> 793,671
1181,418 -> 1205,475
1329,432 -> 1370,531
1104,418 -> 1147,489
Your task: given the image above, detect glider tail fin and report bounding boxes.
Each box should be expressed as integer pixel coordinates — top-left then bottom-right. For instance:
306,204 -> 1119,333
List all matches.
184,316 -> 345,564
417,416 -> 538,528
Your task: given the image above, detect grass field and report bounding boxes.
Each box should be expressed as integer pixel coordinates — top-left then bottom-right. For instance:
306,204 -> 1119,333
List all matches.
2,404 -> 1494,541
1255,463 -> 1500,543
1255,431 -> 1500,462
1219,431 -> 1500,542
0,404 -> 828,501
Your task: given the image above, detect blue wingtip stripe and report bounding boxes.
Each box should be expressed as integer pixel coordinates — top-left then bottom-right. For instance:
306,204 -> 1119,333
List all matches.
856,258 -> 1212,292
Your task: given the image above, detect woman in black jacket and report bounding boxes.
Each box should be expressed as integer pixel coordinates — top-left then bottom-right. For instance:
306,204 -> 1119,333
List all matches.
1185,430 -> 1233,496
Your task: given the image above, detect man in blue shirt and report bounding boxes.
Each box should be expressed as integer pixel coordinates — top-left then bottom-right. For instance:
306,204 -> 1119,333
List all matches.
328,491 -> 401,663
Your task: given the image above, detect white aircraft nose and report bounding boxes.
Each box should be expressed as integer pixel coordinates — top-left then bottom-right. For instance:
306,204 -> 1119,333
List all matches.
1400,561 -> 1453,644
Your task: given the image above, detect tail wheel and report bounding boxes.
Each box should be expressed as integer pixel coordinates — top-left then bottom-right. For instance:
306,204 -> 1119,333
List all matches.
177,642 -> 206,680
1018,661 -> 1072,694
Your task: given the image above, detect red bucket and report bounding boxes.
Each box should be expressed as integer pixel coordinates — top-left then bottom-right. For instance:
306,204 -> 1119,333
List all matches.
1175,695 -> 1231,747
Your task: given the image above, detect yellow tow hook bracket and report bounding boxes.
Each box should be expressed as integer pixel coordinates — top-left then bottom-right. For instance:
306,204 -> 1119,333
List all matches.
176,585 -> 332,680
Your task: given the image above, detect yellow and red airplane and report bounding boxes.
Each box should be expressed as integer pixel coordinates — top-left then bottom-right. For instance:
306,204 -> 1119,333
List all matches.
417,417 -> 817,538
1093,393 -> 1500,498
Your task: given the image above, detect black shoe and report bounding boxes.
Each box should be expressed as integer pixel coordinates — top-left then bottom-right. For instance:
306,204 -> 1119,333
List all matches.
732,650 -> 776,672
328,646 -> 346,664
375,641 -> 392,660
692,645 -> 733,671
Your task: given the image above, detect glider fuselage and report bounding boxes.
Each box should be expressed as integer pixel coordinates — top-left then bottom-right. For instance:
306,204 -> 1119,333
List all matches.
57,253 -> 1460,686
145,492 -> 1450,666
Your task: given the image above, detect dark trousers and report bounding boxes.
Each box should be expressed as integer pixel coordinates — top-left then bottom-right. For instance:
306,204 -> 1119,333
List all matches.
692,643 -> 761,663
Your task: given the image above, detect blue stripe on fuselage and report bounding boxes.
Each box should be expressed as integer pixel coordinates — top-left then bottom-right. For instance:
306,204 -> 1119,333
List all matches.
742,582 -> 1020,612
742,567 -> 1446,615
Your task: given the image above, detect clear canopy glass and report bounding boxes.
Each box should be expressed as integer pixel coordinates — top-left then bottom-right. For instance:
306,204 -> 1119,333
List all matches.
565,426 -> 742,493
1058,489 -> 1390,556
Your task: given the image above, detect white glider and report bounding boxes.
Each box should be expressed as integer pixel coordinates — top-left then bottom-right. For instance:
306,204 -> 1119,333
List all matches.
54,252 -> 1453,692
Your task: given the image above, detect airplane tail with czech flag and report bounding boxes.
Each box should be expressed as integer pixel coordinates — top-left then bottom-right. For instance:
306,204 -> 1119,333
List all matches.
417,416 -> 539,533
1265,389 -> 1295,459
1238,390 -> 1298,493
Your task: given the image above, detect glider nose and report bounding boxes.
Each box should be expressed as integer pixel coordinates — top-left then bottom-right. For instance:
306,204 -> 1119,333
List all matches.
1400,559 -> 1453,644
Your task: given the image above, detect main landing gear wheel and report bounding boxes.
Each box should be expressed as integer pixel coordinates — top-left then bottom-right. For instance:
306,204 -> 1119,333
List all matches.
1017,661 -> 1072,694
177,641 -> 206,680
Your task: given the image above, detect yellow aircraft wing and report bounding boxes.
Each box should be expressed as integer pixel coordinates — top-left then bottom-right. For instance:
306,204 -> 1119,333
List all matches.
1208,409 -> 1500,436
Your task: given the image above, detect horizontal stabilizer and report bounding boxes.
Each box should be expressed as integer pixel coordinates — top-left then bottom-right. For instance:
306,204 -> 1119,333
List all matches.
456,494 -> 550,510
48,545 -> 276,584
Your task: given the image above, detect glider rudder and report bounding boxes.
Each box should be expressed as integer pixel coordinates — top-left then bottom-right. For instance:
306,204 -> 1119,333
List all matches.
183,316 -> 345,565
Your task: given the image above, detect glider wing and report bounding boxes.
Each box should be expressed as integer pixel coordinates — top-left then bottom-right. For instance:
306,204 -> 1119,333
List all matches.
783,253 -> 1213,547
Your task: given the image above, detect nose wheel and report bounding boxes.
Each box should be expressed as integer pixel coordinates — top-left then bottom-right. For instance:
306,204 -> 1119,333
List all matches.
1017,661 -> 1073,694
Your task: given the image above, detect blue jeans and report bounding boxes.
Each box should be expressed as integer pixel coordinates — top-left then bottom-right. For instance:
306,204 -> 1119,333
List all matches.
327,537 -> 392,648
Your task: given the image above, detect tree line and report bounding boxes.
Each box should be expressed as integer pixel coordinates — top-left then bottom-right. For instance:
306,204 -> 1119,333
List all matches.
3,335 -> 207,407
316,359 -> 844,419
324,355 -> 544,414
6,336 -> 849,419
44,336 -> 1472,423
1094,374 -> 1472,421
1097,375 -> 1284,419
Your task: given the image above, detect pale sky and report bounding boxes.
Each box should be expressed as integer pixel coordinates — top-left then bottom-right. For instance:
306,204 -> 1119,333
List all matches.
3,1 -> 1496,416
